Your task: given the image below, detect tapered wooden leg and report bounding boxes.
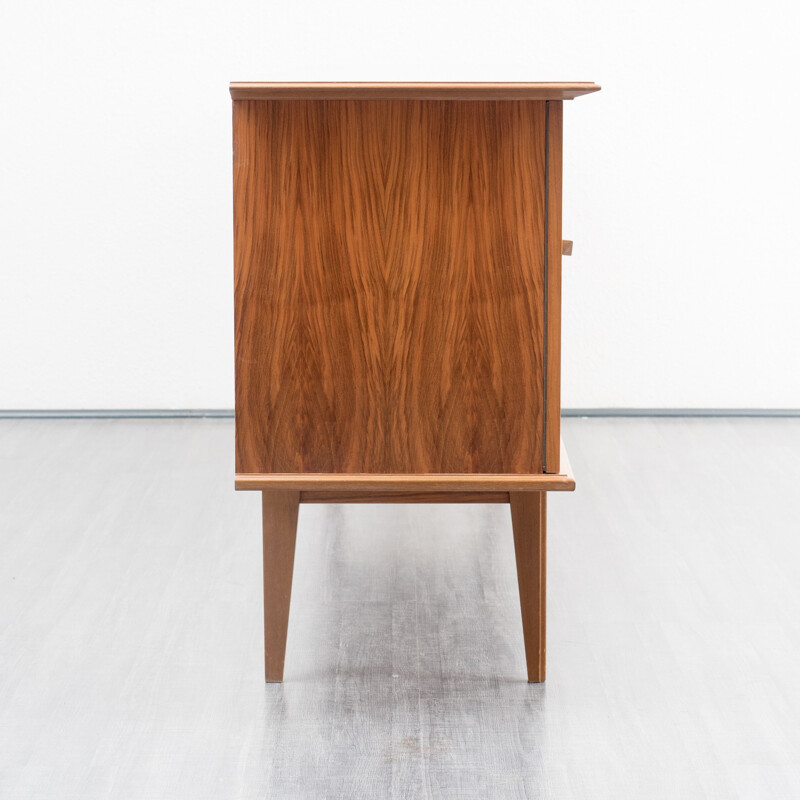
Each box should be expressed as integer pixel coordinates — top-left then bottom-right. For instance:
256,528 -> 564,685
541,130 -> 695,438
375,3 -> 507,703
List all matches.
261,490 -> 300,682
510,491 -> 547,682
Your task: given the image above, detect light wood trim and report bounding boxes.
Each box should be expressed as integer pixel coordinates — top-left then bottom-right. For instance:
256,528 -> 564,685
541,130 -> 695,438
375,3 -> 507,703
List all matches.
229,82 -> 601,101
510,491 -> 547,682
300,491 -> 510,503
238,473 -> 574,491
261,490 -> 299,682
544,101 -> 564,473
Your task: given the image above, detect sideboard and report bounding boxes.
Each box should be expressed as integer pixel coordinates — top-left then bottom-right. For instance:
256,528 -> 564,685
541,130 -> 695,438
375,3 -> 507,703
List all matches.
231,82 -> 600,681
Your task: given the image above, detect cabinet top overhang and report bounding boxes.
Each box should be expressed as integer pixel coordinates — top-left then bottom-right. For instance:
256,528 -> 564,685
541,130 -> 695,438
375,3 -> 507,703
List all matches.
229,82 -> 600,101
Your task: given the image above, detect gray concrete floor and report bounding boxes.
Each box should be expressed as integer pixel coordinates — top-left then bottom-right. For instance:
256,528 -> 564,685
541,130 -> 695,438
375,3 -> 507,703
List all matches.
1,417 -> 799,798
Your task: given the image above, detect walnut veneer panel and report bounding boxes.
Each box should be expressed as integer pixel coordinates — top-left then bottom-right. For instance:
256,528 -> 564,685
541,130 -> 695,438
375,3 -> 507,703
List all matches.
233,99 -> 547,475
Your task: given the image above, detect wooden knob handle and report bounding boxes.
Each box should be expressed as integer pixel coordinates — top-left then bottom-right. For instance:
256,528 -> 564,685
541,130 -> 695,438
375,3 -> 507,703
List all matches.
561,240 -> 573,256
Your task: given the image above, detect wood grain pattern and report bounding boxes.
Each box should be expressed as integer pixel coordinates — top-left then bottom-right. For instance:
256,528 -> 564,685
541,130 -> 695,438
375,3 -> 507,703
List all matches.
510,490 -> 547,682
233,99 -> 548,475
544,101 -> 564,473
261,490 -> 299,682
230,82 -> 601,101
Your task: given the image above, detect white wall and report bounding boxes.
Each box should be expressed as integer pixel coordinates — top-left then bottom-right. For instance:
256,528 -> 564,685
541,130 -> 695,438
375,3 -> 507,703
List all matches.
1,0 -> 799,410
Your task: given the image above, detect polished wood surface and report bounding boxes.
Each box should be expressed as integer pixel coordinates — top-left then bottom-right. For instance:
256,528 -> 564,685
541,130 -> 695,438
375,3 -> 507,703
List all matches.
510,491 -> 547,682
261,490 -> 299,682
230,82 -> 601,101
234,99 -> 548,475
544,100 -> 564,474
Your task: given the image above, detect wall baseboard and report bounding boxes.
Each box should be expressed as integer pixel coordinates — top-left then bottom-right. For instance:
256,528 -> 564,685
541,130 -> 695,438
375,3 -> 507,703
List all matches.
562,408 -> 800,417
0,408 -> 799,419
0,409 -> 235,419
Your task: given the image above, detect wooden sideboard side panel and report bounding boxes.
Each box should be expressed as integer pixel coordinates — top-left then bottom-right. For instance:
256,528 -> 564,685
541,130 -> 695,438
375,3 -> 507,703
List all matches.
386,100 -> 547,474
233,99 -> 547,475
544,100 -> 563,473
233,100 -> 387,475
